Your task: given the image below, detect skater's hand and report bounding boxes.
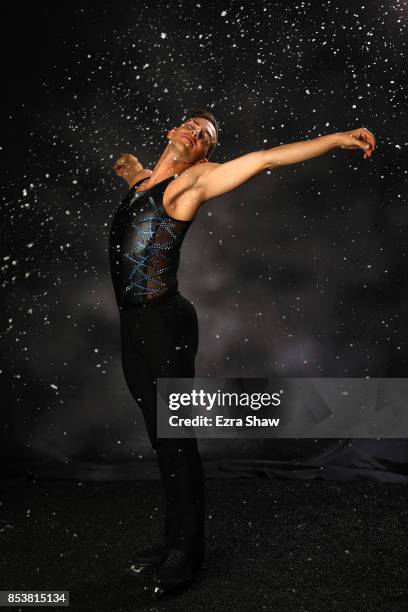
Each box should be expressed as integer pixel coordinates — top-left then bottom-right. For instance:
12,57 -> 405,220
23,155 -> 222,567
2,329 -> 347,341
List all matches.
113,153 -> 153,187
113,153 -> 143,177
336,128 -> 376,160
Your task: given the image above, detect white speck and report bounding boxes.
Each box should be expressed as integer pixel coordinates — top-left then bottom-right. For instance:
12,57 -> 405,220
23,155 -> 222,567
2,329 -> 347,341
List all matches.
161,32 -> 167,39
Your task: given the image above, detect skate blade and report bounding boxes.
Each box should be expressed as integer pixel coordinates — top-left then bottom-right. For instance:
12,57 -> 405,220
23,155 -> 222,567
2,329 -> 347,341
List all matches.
152,577 -> 196,598
128,563 -> 150,576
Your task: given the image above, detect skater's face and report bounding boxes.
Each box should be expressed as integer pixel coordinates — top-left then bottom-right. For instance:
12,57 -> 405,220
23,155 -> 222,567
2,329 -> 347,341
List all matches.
167,117 -> 217,163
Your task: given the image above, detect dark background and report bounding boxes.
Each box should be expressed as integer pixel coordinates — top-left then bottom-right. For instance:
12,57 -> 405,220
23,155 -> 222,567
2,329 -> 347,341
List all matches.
1,1 -> 407,482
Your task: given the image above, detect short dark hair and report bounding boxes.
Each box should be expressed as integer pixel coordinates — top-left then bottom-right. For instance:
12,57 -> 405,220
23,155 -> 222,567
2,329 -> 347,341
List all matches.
187,108 -> 219,159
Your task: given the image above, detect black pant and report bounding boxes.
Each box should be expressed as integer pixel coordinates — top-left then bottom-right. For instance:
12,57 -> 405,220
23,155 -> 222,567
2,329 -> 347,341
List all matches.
119,293 -> 205,556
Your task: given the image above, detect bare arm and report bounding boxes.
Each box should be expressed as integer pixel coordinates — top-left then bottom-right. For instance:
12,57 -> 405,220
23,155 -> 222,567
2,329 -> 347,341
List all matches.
113,153 -> 152,188
194,128 -> 376,204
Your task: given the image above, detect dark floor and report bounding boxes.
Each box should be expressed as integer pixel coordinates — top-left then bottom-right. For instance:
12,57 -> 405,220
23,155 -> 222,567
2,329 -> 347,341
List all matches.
1,477 -> 407,612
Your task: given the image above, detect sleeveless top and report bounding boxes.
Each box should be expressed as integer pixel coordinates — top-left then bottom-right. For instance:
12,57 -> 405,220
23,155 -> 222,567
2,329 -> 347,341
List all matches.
109,175 -> 192,308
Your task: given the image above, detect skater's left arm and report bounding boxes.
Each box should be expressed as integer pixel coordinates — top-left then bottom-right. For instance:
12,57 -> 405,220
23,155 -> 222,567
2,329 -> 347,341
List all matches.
194,128 -> 376,204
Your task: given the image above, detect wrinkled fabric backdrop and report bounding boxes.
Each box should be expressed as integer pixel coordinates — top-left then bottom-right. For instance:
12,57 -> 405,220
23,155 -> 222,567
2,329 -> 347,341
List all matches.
1,1 -> 407,483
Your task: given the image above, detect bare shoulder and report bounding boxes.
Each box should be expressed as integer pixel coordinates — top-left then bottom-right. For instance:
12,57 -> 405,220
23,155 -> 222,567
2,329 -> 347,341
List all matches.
163,162 -> 220,221
172,161 -> 220,192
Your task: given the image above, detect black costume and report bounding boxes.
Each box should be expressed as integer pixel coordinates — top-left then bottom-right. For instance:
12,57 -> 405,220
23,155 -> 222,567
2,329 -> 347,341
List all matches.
109,176 -> 205,558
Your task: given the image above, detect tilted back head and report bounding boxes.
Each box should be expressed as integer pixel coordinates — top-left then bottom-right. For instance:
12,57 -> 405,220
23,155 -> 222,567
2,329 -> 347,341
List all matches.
186,108 -> 219,159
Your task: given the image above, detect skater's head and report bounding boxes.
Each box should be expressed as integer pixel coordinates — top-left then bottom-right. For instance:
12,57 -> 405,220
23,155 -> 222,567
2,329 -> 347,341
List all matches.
167,108 -> 219,165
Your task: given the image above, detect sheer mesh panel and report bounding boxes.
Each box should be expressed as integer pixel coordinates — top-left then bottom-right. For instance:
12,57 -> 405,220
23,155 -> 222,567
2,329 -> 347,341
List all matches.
109,180 -> 191,307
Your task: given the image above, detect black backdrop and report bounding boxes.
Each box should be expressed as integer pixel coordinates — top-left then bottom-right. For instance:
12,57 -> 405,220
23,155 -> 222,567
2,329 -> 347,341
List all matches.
1,1 -> 407,483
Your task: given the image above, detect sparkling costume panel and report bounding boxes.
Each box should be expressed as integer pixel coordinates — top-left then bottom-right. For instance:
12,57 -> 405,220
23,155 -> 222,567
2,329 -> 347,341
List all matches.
109,177 -> 192,307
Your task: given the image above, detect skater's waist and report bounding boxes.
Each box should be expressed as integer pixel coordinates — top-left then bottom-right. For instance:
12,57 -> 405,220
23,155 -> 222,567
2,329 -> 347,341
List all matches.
118,289 -> 181,310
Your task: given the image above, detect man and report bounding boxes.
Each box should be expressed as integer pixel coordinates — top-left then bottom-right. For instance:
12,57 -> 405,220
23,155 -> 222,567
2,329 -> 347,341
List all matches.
111,109 -> 376,597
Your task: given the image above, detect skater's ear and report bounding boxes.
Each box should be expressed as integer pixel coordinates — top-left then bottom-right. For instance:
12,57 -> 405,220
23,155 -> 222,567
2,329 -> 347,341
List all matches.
167,127 -> 177,140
